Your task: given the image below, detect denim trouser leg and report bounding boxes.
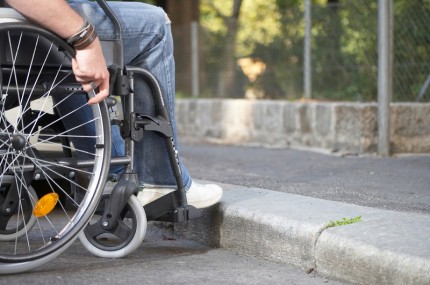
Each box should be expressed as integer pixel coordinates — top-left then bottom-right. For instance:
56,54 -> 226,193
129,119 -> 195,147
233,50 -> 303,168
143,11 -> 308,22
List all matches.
63,0 -> 192,190
51,93 -> 125,175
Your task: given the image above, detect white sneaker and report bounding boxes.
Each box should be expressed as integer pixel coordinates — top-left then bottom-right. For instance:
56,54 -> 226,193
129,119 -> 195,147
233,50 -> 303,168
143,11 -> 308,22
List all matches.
137,182 -> 223,209
186,182 -> 223,208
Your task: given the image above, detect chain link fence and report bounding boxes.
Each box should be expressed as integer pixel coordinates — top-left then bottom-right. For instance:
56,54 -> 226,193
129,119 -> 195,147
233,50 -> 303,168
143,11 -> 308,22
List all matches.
173,0 -> 430,102
394,1 -> 430,102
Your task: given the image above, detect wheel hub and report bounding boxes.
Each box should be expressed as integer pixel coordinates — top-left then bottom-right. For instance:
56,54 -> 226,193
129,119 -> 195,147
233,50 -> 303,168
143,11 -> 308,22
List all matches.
11,134 -> 27,151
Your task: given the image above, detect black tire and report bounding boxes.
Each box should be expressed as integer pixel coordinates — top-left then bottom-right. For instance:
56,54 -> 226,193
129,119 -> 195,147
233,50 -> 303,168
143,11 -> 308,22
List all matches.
79,195 -> 147,258
0,22 -> 111,274
0,185 -> 37,241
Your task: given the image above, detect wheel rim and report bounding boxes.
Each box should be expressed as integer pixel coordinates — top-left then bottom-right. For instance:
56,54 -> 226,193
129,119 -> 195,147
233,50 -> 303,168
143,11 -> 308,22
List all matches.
82,195 -> 138,251
0,184 -> 37,241
0,23 -> 111,266
79,195 -> 147,259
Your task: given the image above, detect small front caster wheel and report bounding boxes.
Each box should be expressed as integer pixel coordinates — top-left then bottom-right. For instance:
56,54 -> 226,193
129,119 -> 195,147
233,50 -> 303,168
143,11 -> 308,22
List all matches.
79,194 -> 147,258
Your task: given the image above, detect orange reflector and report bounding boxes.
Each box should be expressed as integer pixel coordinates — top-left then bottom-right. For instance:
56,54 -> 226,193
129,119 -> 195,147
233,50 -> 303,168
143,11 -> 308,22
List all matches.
33,193 -> 59,217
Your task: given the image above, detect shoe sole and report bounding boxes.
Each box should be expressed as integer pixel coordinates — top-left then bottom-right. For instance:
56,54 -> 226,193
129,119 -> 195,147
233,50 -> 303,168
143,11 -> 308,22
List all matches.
138,188 -> 222,209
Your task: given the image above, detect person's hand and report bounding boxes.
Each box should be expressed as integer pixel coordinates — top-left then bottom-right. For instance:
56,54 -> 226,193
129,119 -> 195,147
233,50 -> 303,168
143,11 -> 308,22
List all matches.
71,37 -> 110,105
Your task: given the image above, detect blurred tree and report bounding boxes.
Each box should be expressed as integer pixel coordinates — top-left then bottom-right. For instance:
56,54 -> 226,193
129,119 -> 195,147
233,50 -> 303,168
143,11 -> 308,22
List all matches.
249,0 -> 303,99
164,0 -> 199,95
393,0 -> 430,101
130,0 -> 199,96
312,0 -> 346,100
200,0 -> 377,101
138,0 -> 430,102
200,0 -> 283,98
217,0 -> 242,97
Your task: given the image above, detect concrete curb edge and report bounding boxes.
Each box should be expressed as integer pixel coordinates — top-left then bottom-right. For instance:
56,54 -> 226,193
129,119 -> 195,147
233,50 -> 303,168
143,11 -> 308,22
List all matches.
154,182 -> 430,285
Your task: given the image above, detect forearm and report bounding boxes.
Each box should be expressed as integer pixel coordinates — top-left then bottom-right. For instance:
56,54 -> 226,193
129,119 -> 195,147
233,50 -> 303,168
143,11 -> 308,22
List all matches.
5,0 -> 84,39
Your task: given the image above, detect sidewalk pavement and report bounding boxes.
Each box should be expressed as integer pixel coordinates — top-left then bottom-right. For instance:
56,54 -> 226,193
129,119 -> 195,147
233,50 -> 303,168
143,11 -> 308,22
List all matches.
161,182 -> 430,285
155,144 -> 430,285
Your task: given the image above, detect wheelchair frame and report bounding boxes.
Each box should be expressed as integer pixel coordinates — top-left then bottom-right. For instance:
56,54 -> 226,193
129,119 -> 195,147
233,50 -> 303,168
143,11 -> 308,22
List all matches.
0,0 -> 199,274
94,0 -> 200,224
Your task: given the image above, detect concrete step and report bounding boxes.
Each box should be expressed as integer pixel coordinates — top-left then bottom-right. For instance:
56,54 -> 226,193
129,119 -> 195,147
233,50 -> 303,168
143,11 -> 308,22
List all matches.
163,182 -> 430,285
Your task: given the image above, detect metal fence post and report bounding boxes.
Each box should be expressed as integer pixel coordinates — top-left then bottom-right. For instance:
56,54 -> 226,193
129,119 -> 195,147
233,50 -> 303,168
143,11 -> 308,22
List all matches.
191,21 -> 199,98
377,0 -> 393,156
304,0 -> 312,99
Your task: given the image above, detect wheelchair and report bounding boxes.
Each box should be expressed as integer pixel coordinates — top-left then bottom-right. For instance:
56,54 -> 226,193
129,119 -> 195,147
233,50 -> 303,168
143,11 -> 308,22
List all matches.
0,0 -> 200,274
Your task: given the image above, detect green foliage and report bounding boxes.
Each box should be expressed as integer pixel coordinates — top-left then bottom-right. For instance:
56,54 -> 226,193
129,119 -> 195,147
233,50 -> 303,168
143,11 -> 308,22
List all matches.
327,216 -> 362,228
236,1 -> 282,56
311,0 -> 378,101
199,0 -> 430,101
110,0 -> 430,101
175,91 -> 192,99
201,1 -> 287,98
393,1 -> 430,101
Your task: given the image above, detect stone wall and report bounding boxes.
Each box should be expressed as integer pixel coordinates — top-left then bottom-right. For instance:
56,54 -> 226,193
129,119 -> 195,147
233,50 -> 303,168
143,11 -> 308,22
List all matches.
175,99 -> 430,154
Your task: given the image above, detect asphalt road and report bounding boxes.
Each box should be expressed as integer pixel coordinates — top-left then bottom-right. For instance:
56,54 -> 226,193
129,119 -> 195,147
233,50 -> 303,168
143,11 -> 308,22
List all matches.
0,226 -> 345,285
180,141 -> 430,214
2,142 -> 428,284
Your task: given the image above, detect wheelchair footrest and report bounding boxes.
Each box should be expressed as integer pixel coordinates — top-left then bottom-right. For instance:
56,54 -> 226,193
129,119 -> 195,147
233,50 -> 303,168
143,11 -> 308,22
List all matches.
143,193 -> 201,222
156,205 -> 201,223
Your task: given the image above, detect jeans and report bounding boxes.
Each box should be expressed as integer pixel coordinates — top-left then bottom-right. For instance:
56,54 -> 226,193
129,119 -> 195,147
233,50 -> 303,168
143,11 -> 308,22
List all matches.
59,0 -> 192,190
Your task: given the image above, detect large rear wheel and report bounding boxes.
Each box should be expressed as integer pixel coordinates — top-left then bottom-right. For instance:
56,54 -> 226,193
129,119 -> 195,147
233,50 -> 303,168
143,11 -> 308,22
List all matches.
0,22 -> 111,274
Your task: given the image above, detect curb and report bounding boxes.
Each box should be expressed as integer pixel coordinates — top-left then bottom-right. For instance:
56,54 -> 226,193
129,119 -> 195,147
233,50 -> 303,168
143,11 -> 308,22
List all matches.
176,99 -> 430,154
160,182 -> 430,285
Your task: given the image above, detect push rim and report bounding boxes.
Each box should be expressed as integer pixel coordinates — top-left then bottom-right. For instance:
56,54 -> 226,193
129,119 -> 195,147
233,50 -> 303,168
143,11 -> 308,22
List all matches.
0,23 -> 111,268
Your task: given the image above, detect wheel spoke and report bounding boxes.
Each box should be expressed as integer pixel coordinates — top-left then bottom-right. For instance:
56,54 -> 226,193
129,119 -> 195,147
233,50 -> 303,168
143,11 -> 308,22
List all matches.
0,24 -> 109,273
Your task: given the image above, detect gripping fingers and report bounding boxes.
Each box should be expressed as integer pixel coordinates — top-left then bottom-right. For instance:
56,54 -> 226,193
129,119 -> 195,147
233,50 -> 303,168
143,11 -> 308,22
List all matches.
87,79 -> 110,105
89,81 -> 98,90
71,58 -> 110,104
80,81 -> 96,92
